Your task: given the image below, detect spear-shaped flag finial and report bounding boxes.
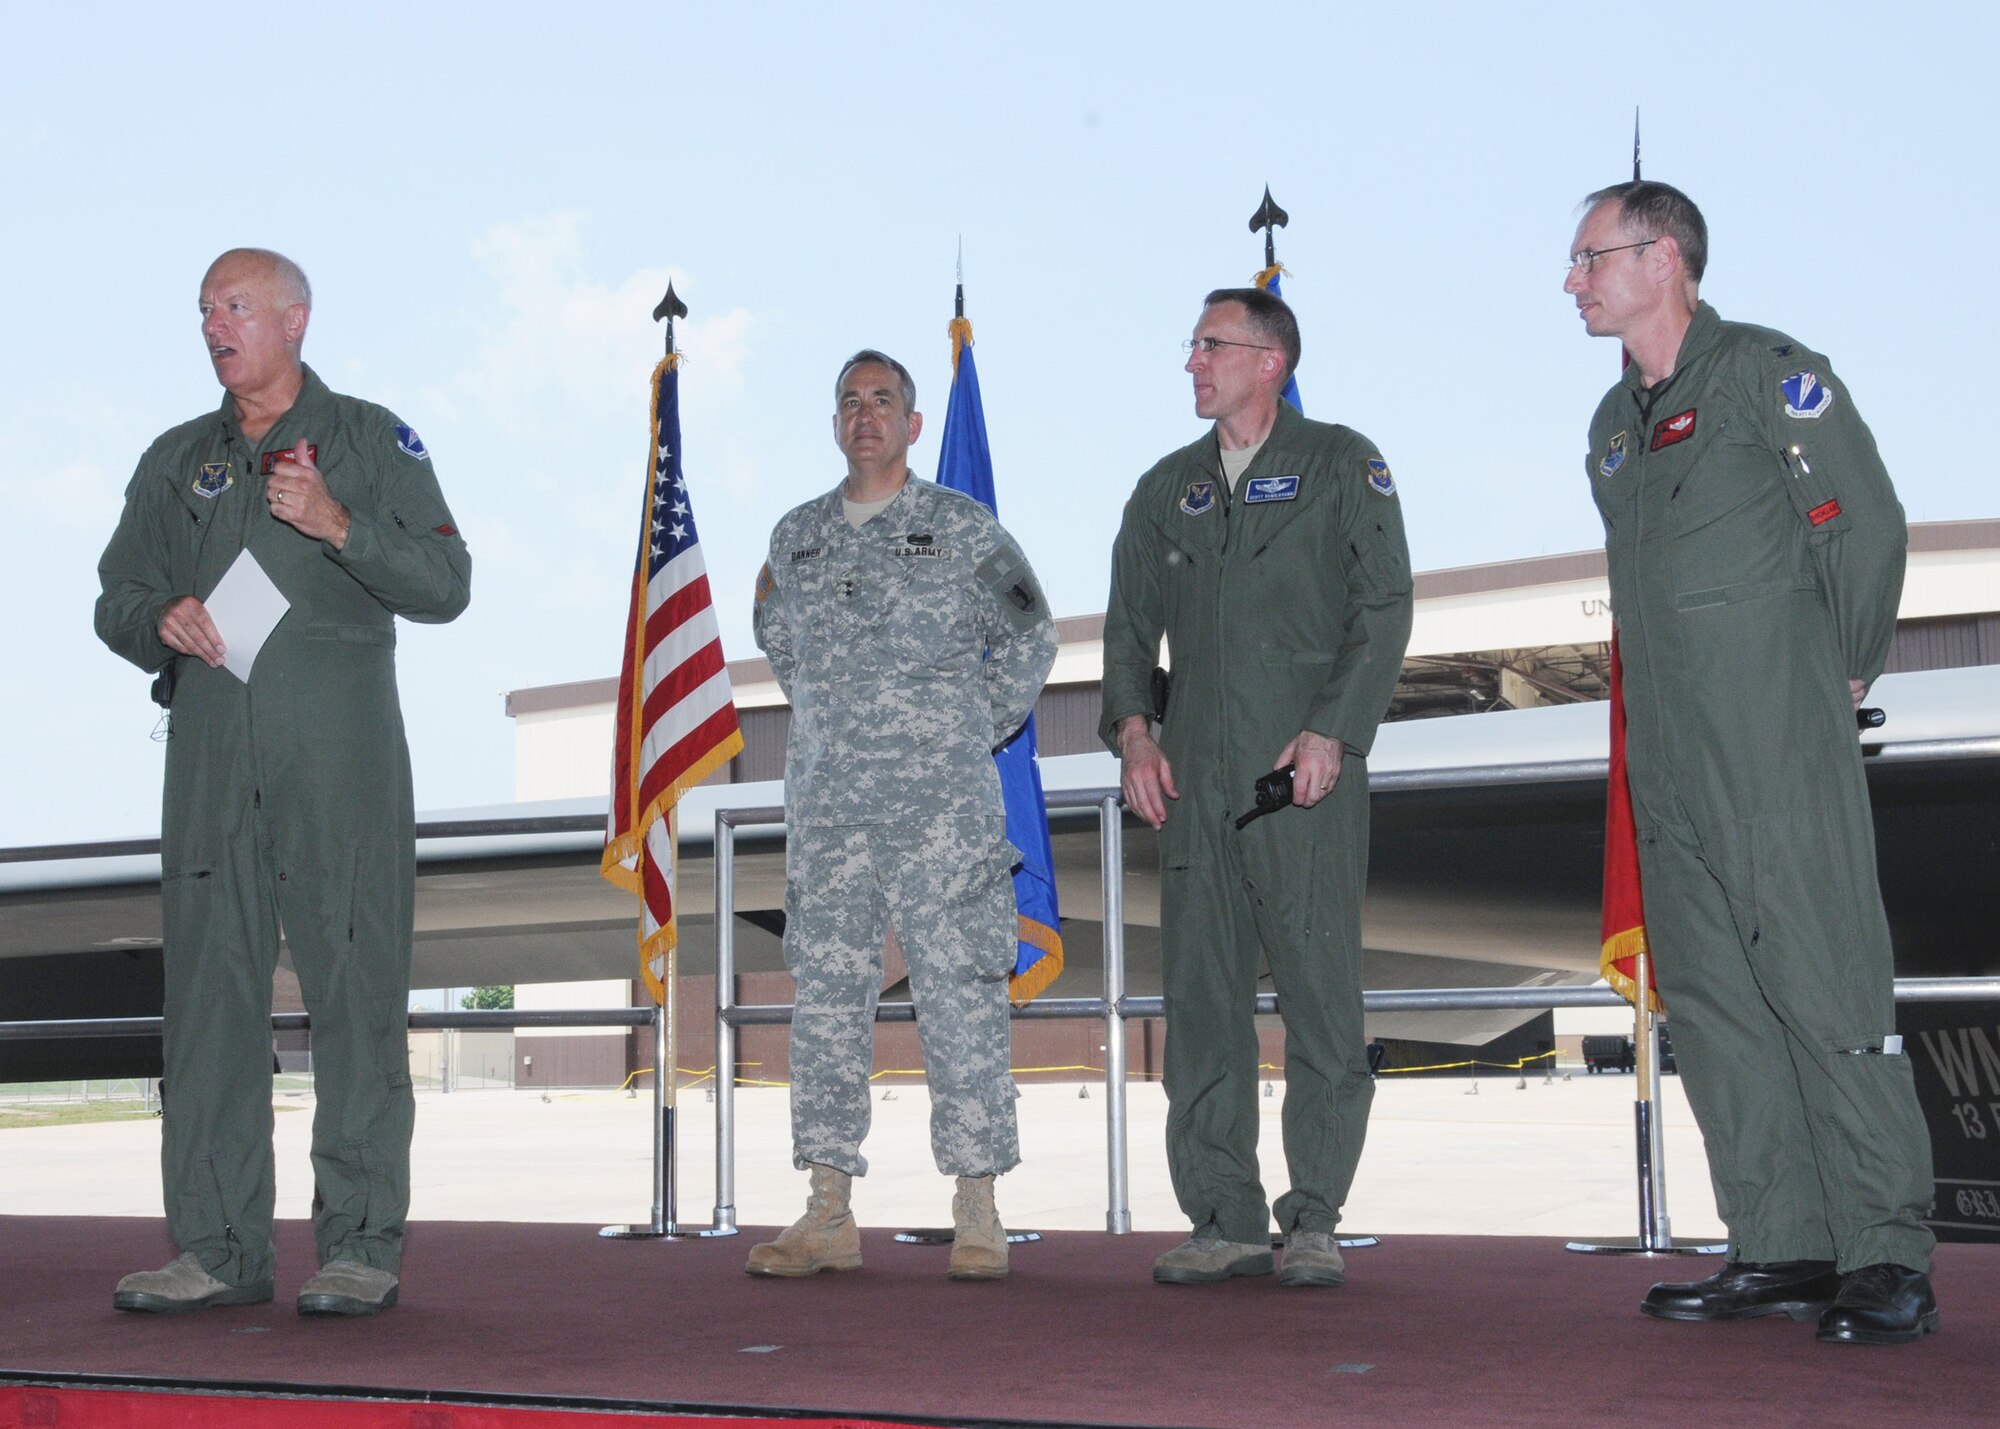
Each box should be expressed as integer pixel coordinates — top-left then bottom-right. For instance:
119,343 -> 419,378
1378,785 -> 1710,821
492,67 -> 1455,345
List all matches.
955,235 -> 965,321
652,280 -> 688,357
1248,185 -> 1289,270
1632,108 -> 1642,182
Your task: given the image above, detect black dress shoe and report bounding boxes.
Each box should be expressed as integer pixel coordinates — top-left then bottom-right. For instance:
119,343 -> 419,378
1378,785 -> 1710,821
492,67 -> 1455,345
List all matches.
1641,1259 -> 1842,1322
1816,1263 -> 1939,1345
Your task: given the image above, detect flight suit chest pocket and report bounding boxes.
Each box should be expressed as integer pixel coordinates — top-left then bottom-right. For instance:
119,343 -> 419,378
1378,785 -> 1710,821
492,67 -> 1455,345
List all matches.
1658,419 -> 1768,539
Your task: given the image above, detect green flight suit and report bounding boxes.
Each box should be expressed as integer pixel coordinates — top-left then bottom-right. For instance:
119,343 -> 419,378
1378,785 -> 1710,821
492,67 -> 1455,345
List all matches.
96,366 -> 471,1287
1585,302 -> 1933,1273
1101,401 -> 1413,1242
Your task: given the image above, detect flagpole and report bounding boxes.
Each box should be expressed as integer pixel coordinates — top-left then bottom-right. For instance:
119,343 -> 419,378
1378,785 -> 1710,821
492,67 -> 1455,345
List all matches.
601,283 -> 738,1241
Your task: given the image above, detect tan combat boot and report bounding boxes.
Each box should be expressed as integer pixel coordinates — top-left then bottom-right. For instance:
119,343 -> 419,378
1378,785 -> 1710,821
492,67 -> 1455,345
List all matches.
946,1174 -> 1008,1281
745,1164 -> 863,1277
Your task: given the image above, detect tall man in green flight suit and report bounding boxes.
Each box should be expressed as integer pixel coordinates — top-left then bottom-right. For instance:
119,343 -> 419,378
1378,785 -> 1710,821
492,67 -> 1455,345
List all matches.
1101,289 -> 1412,1288
96,248 -> 470,1317
1565,182 -> 1937,1344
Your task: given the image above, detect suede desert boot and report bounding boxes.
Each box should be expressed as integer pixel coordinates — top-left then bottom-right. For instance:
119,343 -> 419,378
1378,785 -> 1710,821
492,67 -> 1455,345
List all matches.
946,1175 -> 1008,1281
746,1164 -> 863,1277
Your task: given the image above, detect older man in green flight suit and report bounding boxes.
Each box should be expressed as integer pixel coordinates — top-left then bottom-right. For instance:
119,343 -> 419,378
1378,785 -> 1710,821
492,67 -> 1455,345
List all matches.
1101,288 -> 1412,1288
1565,181 -> 1936,1345
96,248 -> 470,1317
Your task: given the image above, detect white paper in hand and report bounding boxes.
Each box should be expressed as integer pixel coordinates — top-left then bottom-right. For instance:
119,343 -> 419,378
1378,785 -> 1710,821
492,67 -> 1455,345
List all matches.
203,548 -> 291,683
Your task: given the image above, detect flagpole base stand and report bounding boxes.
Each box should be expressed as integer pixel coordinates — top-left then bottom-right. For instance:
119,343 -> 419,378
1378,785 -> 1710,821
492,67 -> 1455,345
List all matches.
893,1229 -> 1044,1246
599,1224 -> 741,1240
1564,1236 -> 1726,1256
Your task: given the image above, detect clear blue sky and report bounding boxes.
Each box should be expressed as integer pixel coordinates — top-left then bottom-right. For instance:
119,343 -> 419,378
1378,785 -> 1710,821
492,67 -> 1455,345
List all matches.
4,3 -> 1994,845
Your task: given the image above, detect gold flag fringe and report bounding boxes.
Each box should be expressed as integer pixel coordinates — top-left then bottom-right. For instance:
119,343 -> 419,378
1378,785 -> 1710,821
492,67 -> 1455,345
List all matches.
1008,915 -> 1065,1006
1599,924 -> 1665,1014
948,316 -> 974,377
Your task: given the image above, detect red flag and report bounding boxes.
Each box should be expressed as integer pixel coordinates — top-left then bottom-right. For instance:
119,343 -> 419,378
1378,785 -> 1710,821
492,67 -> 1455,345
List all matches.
1601,633 -> 1661,1011
601,353 -> 743,1004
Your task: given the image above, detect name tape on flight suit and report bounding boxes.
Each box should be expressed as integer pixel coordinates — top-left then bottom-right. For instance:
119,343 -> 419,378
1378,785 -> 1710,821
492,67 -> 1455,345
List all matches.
1650,408 -> 1697,451
259,444 -> 319,475
1244,474 -> 1301,503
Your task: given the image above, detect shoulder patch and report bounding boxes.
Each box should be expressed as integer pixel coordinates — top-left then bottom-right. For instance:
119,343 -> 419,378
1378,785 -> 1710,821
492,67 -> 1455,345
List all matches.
1597,432 -> 1627,478
755,562 -> 775,603
1180,479 -> 1216,515
1365,458 -> 1395,496
193,462 -> 233,499
975,536 -> 1045,634
395,423 -> 430,459
1780,370 -> 1834,420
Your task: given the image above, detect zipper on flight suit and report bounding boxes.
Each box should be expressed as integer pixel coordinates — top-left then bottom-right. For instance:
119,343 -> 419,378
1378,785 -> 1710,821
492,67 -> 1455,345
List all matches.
1211,466 -> 1236,824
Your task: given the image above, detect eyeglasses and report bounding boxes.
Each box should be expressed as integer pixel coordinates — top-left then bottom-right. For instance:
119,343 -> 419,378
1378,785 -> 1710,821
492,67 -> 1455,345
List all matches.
1567,239 -> 1656,275
1181,336 -> 1274,355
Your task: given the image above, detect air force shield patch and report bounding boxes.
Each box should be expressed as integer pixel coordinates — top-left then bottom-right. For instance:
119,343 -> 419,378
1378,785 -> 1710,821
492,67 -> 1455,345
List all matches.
1365,459 -> 1395,496
1180,480 -> 1216,515
1598,432 -> 1627,477
1780,371 -> 1835,420
1244,474 -> 1300,503
193,462 -> 232,499
396,423 -> 430,459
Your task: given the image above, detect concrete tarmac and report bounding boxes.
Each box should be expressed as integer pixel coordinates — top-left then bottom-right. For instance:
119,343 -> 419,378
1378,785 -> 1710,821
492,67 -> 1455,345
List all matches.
1,1070 -> 1724,1243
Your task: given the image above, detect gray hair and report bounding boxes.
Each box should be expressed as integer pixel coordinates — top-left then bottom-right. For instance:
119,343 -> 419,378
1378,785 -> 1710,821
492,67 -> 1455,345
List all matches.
1581,181 -> 1708,284
834,348 -> 916,412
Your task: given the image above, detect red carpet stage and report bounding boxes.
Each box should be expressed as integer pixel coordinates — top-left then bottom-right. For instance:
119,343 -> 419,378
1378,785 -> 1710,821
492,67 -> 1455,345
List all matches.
2,1218 -> 1994,1428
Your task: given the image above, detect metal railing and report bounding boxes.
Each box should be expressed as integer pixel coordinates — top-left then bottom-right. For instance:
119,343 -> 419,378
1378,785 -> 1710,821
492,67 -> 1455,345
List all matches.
6,776 -> 1998,1243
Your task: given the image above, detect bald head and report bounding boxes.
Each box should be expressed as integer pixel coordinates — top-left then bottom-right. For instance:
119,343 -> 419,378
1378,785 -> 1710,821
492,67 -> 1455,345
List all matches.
205,248 -> 312,311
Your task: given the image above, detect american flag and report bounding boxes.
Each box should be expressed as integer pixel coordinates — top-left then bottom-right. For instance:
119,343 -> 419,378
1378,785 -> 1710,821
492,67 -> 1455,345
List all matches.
601,353 -> 743,1004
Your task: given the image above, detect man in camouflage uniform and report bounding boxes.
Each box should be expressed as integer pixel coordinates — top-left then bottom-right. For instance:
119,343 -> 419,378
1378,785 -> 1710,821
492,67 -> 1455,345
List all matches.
96,249 -> 470,1317
1101,289 -> 1413,1288
1566,181 -> 1936,1344
749,349 -> 1056,1280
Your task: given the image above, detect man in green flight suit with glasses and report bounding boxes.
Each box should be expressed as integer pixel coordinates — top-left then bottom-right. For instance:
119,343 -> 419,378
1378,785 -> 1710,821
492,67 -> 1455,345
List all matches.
1565,181 -> 1936,1345
96,248 -> 470,1318
1101,287 -> 1412,1289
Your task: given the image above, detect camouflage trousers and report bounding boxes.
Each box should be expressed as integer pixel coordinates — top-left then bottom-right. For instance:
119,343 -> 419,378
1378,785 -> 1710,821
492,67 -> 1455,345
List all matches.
783,815 -> 1022,1178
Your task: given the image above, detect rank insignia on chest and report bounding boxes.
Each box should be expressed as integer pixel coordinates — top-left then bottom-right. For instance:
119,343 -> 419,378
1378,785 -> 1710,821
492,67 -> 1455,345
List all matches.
1364,460 -> 1395,496
192,462 -> 232,498
1180,480 -> 1216,515
259,443 -> 318,475
1598,432 -> 1628,477
1246,474 -> 1301,503
1780,370 -> 1835,420
1650,408 -> 1697,451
